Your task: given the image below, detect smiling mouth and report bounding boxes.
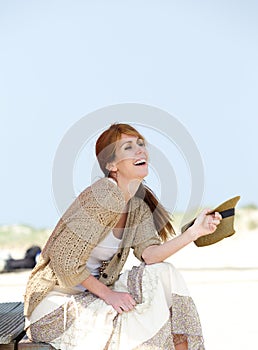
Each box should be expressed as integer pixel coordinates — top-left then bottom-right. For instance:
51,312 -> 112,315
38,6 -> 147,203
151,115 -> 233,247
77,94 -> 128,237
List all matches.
133,159 -> 147,166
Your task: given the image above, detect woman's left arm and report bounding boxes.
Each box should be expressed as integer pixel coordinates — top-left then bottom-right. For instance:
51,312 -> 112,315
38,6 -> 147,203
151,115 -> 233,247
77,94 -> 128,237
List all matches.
142,209 -> 222,264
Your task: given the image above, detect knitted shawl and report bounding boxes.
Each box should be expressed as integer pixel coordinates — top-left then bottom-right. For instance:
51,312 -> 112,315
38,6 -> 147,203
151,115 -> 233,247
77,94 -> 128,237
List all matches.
24,178 -> 161,317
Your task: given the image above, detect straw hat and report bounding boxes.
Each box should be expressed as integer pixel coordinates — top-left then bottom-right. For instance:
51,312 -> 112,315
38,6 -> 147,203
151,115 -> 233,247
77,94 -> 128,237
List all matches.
181,196 -> 241,247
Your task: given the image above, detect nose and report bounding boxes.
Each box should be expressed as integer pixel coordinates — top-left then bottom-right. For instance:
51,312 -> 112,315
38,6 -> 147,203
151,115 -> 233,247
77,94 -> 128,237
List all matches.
135,145 -> 148,160
135,144 -> 143,154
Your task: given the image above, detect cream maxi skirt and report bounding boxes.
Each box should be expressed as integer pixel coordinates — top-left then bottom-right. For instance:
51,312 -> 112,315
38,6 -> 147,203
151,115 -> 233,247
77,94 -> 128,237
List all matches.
26,262 -> 205,350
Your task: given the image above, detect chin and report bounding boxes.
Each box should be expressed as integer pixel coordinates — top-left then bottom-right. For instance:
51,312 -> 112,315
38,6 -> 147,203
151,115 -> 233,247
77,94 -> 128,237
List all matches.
137,170 -> 148,179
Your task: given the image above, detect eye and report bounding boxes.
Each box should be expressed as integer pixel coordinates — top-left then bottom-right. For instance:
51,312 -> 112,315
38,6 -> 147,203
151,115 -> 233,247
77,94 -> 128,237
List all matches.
124,145 -> 132,150
138,139 -> 145,147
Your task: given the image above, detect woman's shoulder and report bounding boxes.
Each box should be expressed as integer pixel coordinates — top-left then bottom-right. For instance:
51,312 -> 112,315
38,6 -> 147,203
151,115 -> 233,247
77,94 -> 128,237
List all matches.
78,177 -> 118,194
79,177 -> 126,211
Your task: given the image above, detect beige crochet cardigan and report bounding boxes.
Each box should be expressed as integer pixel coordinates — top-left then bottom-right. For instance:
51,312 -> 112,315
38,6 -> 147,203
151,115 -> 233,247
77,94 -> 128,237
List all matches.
24,178 -> 161,317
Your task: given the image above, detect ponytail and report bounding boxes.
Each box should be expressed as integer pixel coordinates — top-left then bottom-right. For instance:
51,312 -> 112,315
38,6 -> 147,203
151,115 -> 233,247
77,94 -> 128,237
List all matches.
136,183 -> 175,242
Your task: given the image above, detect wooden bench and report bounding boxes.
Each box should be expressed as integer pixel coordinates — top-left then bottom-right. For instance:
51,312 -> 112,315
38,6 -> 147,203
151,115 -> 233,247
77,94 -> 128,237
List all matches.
0,302 -> 25,350
0,302 -> 53,350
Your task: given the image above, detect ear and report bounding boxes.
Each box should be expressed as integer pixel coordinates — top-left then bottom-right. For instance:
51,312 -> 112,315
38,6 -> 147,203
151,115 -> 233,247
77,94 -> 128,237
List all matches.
105,162 -> 117,172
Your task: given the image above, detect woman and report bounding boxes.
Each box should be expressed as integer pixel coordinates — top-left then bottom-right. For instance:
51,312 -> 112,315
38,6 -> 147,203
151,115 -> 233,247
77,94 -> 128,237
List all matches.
24,123 -> 221,350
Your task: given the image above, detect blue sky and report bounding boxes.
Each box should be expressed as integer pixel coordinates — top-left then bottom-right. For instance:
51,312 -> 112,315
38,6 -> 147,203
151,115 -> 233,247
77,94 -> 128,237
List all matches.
1,0 -> 258,228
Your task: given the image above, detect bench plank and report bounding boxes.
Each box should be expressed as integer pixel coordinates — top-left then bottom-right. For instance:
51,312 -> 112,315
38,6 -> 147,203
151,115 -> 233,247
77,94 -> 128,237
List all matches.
18,336 -> 54,350
0,343 -> 19,350
0,302 -> 25,344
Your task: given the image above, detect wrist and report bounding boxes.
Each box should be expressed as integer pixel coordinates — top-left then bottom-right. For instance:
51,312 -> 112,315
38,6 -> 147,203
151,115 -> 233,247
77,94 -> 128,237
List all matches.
184,226 -> 198,242
82,275 -> 112,301
98,285 -> 113,301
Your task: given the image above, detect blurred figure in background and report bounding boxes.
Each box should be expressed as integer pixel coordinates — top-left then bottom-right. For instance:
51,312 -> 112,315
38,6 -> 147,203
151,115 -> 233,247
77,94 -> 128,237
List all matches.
0,245 -> 41,272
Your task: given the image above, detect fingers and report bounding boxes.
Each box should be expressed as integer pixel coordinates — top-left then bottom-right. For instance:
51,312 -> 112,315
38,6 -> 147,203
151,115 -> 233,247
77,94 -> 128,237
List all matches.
117,301 -> 136,313
115,306 -> 124,314
202,208 -> 212,216
120,294 -> 136,312
111,292 -> 136,314
211,211 -> 222,225
214,211 -> 222,220
120,303 -> 134,312
207,222 -> 218,233
205,209 -> 222,219
206,211 -> 222,233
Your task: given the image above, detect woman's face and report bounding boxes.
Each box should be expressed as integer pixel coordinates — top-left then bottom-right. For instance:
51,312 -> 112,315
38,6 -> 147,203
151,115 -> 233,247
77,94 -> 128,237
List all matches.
109,133 -> 149,181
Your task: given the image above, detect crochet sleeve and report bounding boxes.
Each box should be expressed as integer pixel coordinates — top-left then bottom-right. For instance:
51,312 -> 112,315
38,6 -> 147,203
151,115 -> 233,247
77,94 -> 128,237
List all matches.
46,178 -> 125,287
132,203 -> 161,261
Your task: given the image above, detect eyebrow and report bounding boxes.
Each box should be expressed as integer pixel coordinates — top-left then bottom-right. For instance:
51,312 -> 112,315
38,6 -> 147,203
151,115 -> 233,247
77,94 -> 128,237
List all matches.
119,140 -> 133,148
118,137 -> 144,149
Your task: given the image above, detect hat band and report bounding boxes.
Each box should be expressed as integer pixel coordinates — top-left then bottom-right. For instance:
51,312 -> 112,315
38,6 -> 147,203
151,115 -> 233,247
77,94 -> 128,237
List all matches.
218,208 -> 235,219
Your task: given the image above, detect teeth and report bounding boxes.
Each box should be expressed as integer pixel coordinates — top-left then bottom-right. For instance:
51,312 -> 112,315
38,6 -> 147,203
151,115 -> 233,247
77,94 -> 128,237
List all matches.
134,159 -> 146,165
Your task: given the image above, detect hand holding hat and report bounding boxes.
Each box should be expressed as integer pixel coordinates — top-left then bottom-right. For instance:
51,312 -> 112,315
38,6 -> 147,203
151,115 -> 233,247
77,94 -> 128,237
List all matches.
181,196 -> 241,247
189,209 -> 223,241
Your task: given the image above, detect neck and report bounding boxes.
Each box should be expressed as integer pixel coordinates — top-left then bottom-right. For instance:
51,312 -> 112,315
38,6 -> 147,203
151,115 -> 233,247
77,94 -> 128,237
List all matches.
117,178 -> 142,203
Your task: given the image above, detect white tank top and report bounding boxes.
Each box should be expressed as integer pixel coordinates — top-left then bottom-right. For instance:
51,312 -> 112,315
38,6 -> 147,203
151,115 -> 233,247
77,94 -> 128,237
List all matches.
86,230 -> 121,276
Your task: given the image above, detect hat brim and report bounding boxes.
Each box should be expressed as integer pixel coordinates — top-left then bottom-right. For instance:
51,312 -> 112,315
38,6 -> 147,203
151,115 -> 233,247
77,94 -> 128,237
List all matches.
181,196 -> 241,247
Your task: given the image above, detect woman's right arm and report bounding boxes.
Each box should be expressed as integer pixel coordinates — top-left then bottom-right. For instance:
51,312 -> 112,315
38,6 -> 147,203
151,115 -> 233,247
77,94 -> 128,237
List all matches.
81,275 -> 136,314
142,209 -> 222,264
